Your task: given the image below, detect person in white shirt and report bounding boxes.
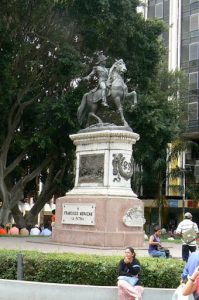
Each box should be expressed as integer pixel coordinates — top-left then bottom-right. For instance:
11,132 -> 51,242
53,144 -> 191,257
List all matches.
40,223 -> 52,236
30,224 -> 41,236
176,212 -> 199,261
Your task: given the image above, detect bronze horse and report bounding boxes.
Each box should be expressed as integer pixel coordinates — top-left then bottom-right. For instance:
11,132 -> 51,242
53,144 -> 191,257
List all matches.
77,59 -> 137,128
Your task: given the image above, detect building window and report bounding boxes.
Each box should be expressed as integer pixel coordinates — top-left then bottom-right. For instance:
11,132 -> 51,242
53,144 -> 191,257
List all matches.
189,43 -> 199,60
182,15 -> 190,34
194,165 -> 199,177
188,102 -> 198,120
191,0 -> 199,4
164,1 -> 169,18
191,30 -> 199,38
190,13 -> 199,32
182,44 -> 189,62
191,2 -> 199,11
189,72 -> 198,90
155,3 -> 163,19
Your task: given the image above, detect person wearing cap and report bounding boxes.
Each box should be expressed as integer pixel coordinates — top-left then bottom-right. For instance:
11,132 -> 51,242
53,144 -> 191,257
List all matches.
83,51 -> 109,107
176,212 -> 199,261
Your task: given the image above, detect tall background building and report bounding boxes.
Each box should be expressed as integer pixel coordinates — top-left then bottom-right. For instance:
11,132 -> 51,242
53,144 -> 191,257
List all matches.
139,0 -> 199,230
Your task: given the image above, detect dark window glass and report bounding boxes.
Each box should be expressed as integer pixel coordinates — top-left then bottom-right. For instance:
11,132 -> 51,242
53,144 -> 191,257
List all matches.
155,3 -> 163,19
189,60 -> 199,68
190,14 -> 199,31
191,3 -> 199,11
189,43 -> 199,60
182,15 -> 190,33
181,61 -> 189,69
182,32 -> 190,40
164,1 -> 169,18
191,36 -> 199,43
189,95 -> 198,103
182,38 -> 189,46
191,8 -> 199,15
189,72 -> 198,90
162,31 -> 169,47
148,5 -> 155,19
182,44 -> 189,62
189,89 -> 199,96
188,102 -> 198,120
148,0 -> 155,5
182,5 -> 190,13
191,30 -> 199,38
182,0 -> 188,5
190,64 -> 199,72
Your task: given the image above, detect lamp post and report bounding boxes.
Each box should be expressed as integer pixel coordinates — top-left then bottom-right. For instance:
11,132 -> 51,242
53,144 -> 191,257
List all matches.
179,164 -> 192,216
182,168 -> 185,216
180,161 -> 192,217
182,151 -> 186,216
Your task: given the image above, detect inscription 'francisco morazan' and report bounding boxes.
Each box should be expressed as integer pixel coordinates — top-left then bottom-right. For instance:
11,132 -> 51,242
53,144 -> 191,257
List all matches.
62,203 -> 96,226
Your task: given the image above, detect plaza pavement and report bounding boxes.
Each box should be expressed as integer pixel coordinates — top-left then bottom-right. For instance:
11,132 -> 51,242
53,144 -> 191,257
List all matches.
0,236 -> 185,258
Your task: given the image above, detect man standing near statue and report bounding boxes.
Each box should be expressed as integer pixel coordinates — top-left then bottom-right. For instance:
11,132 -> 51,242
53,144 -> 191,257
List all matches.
176,212 -> 199,262
83,51 -> 109,107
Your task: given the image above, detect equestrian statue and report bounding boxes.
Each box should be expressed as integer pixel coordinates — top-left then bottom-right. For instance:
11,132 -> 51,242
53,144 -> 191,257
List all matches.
77,52 -> 137,128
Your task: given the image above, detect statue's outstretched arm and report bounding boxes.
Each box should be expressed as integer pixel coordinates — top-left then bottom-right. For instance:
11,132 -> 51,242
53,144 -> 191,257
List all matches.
83,67 -> 96,81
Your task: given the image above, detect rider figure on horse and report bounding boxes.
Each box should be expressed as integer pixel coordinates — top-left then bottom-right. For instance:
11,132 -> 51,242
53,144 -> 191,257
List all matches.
83,51 -> 109,107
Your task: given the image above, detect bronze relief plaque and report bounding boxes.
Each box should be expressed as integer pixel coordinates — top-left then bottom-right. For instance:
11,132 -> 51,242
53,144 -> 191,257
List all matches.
78,154 -> 104,184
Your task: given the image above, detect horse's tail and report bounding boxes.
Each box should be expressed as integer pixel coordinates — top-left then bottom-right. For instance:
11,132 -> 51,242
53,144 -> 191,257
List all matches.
77,93 -> 88,126
132,90 -> 137,105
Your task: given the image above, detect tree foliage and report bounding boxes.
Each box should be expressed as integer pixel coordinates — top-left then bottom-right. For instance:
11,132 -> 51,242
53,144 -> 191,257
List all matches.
67,0 -> 164,90
128,63 -> 188,225
0,0 -> 81,226
0,0 -> 164,227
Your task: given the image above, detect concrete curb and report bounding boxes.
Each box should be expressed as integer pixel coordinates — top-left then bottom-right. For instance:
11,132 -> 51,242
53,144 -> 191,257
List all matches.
0,279 -> 194,300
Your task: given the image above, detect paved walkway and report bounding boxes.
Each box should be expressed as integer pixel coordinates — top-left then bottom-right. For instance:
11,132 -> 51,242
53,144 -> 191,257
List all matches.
0,236 -> 184,258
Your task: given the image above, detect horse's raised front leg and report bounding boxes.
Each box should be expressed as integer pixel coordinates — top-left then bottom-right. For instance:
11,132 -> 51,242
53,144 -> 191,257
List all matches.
126,90 -> 137,108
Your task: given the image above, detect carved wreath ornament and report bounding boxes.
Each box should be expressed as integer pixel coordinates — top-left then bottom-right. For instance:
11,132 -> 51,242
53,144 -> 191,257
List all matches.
112,153 -> 133,182
123,207 -> 146,227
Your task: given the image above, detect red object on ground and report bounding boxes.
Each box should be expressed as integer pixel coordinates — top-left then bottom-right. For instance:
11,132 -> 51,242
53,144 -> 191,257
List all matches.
0,228 -> 7,235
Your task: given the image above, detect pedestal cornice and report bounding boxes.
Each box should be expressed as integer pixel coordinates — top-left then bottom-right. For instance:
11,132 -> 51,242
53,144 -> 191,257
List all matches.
70,129 -> 140,146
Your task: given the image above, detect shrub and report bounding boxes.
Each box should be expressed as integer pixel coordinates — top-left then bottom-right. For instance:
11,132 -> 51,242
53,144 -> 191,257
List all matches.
0,250 -> 17,279
0,250 -> 185,288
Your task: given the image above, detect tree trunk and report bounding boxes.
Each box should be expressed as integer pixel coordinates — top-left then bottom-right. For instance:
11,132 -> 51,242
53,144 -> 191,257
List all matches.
25,211 -> 38,226
158,182 -> 162,227
25,192 -> 54,225
11,204 -> 26,228
0,206 -> 12,225
158,201 -> 162,228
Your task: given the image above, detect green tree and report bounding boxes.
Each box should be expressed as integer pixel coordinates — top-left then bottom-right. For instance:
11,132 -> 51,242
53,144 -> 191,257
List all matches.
0,0 -> 164,226
129,64 -> 188,226
0,0 -> 82,226
68,0 -> 164,90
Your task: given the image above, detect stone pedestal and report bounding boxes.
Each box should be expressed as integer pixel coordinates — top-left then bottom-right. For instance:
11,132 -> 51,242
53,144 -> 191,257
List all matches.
52,127 -> 145,248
